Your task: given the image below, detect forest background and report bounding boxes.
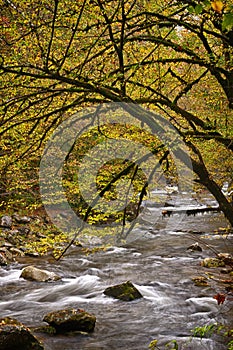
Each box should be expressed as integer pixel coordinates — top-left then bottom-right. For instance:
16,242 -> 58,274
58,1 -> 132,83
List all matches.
0,0 -> 233,235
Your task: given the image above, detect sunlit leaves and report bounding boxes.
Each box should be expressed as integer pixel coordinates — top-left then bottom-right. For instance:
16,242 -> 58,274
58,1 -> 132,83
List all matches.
211,1 -> 224,14
222,12 -> 233,31
62,123 -> 168,226
0,0 -> 233,223
188,4 -> 204,15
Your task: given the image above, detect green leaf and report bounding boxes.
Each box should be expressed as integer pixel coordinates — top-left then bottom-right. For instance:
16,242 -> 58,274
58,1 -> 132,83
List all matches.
187,4 -> 203,15
148,339 -> 158,350
187,5 -> 195,13
165,340 -> 179,350
202,0 -> 211,10
195,4 -> 203,14
222,13 -> 233,32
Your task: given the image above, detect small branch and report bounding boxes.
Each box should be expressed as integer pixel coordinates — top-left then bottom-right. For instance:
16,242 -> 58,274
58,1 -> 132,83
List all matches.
46,0 -> 59,69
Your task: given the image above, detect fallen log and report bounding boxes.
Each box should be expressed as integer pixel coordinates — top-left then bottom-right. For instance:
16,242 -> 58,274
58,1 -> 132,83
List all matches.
162,206 -> 220,217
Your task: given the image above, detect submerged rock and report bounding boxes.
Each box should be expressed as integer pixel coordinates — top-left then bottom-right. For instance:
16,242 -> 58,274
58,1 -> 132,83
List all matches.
43,308 -> 96,333
0,317 -> 44,350
187,242 -> 202,252
104,280 -> 143,301
20,265 -> 61,282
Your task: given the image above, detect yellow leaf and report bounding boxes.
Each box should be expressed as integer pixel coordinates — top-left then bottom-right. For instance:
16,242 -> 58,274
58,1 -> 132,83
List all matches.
211,1 -> 224,13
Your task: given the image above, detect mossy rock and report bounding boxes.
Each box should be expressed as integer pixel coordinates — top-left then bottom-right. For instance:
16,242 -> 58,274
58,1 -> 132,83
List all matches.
43,308 -> 96,333
192,276 -> 209,287
103,280 -> 143,301
0,317 -> 44,350
33,325 -> 57,335
201,257 -> 225,268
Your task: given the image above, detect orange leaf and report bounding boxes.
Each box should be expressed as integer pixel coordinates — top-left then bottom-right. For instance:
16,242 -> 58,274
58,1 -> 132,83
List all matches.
211,1 -> 224,13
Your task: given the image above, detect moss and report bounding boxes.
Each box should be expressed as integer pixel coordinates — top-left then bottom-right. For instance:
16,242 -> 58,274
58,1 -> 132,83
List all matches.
33,325 -> 56,335
201,257 -> 226,268
104,281 -> 143,301
192,276 -> 209,287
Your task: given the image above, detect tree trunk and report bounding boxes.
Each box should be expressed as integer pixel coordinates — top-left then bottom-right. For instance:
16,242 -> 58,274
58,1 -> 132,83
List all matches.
193,161 -> 233,227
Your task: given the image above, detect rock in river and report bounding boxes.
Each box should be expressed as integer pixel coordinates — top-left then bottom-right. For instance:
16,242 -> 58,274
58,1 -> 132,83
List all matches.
187,242 -> 202,252
43,308 -> 96,333
0,317 -> 44,350
201,257 -> 225,268
20,265 -> 61,282
104,280 -> 143,301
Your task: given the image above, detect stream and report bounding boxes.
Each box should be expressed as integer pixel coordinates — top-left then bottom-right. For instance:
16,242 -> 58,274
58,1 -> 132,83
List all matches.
0,191 -> 233,350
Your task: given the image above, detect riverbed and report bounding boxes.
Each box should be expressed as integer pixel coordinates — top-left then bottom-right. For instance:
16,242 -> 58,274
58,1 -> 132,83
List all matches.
0,192 -> 232,349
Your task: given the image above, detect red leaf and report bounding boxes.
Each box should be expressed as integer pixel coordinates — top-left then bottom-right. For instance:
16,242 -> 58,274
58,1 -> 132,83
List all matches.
213,293 -> 226,305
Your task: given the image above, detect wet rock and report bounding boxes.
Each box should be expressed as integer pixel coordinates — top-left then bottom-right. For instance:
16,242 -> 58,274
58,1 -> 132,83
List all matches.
0,252 -> 8,266
225,284 -> 233,293
7,229 -> 20,237
1,241 -> 13,248
33,325 -> 56,334
25,251 -> 41,257
192,276 -> 209,287
0,247 -> 13,261
6,234 -> 19,245
104,280 -> 143,301
9,247 -> 25,257
220,268 -> 232,274
0,215 -> 12,229
201,257 -> 225,268
0,317 -> 44,350
187,242 -> 202,252
43,308 -> 96,333
13,214 -> 31,224
20,265 -> 61,282
217,253 -> 233,266
18,226 -> 30,235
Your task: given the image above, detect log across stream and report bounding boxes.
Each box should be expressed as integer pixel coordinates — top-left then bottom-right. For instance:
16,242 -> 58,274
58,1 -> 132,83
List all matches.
162,206 -> 221,217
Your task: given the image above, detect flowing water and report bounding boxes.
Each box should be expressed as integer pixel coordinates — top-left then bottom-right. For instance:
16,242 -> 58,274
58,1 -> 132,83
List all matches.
0,192 -> 232,350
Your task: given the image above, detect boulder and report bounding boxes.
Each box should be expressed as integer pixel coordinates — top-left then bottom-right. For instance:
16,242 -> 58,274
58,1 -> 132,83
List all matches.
20,266 -> 61,282
0,317 -> 44,350
43,308 -> 96,333
0,216 -> 12,229
104,280 -> 143,301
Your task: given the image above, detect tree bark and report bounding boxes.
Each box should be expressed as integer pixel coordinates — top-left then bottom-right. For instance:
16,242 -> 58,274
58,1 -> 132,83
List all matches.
193,160 -> 233,227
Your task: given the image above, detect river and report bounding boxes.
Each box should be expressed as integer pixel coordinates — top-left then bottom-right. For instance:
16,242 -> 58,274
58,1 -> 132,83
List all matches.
0,191 -> 232,349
